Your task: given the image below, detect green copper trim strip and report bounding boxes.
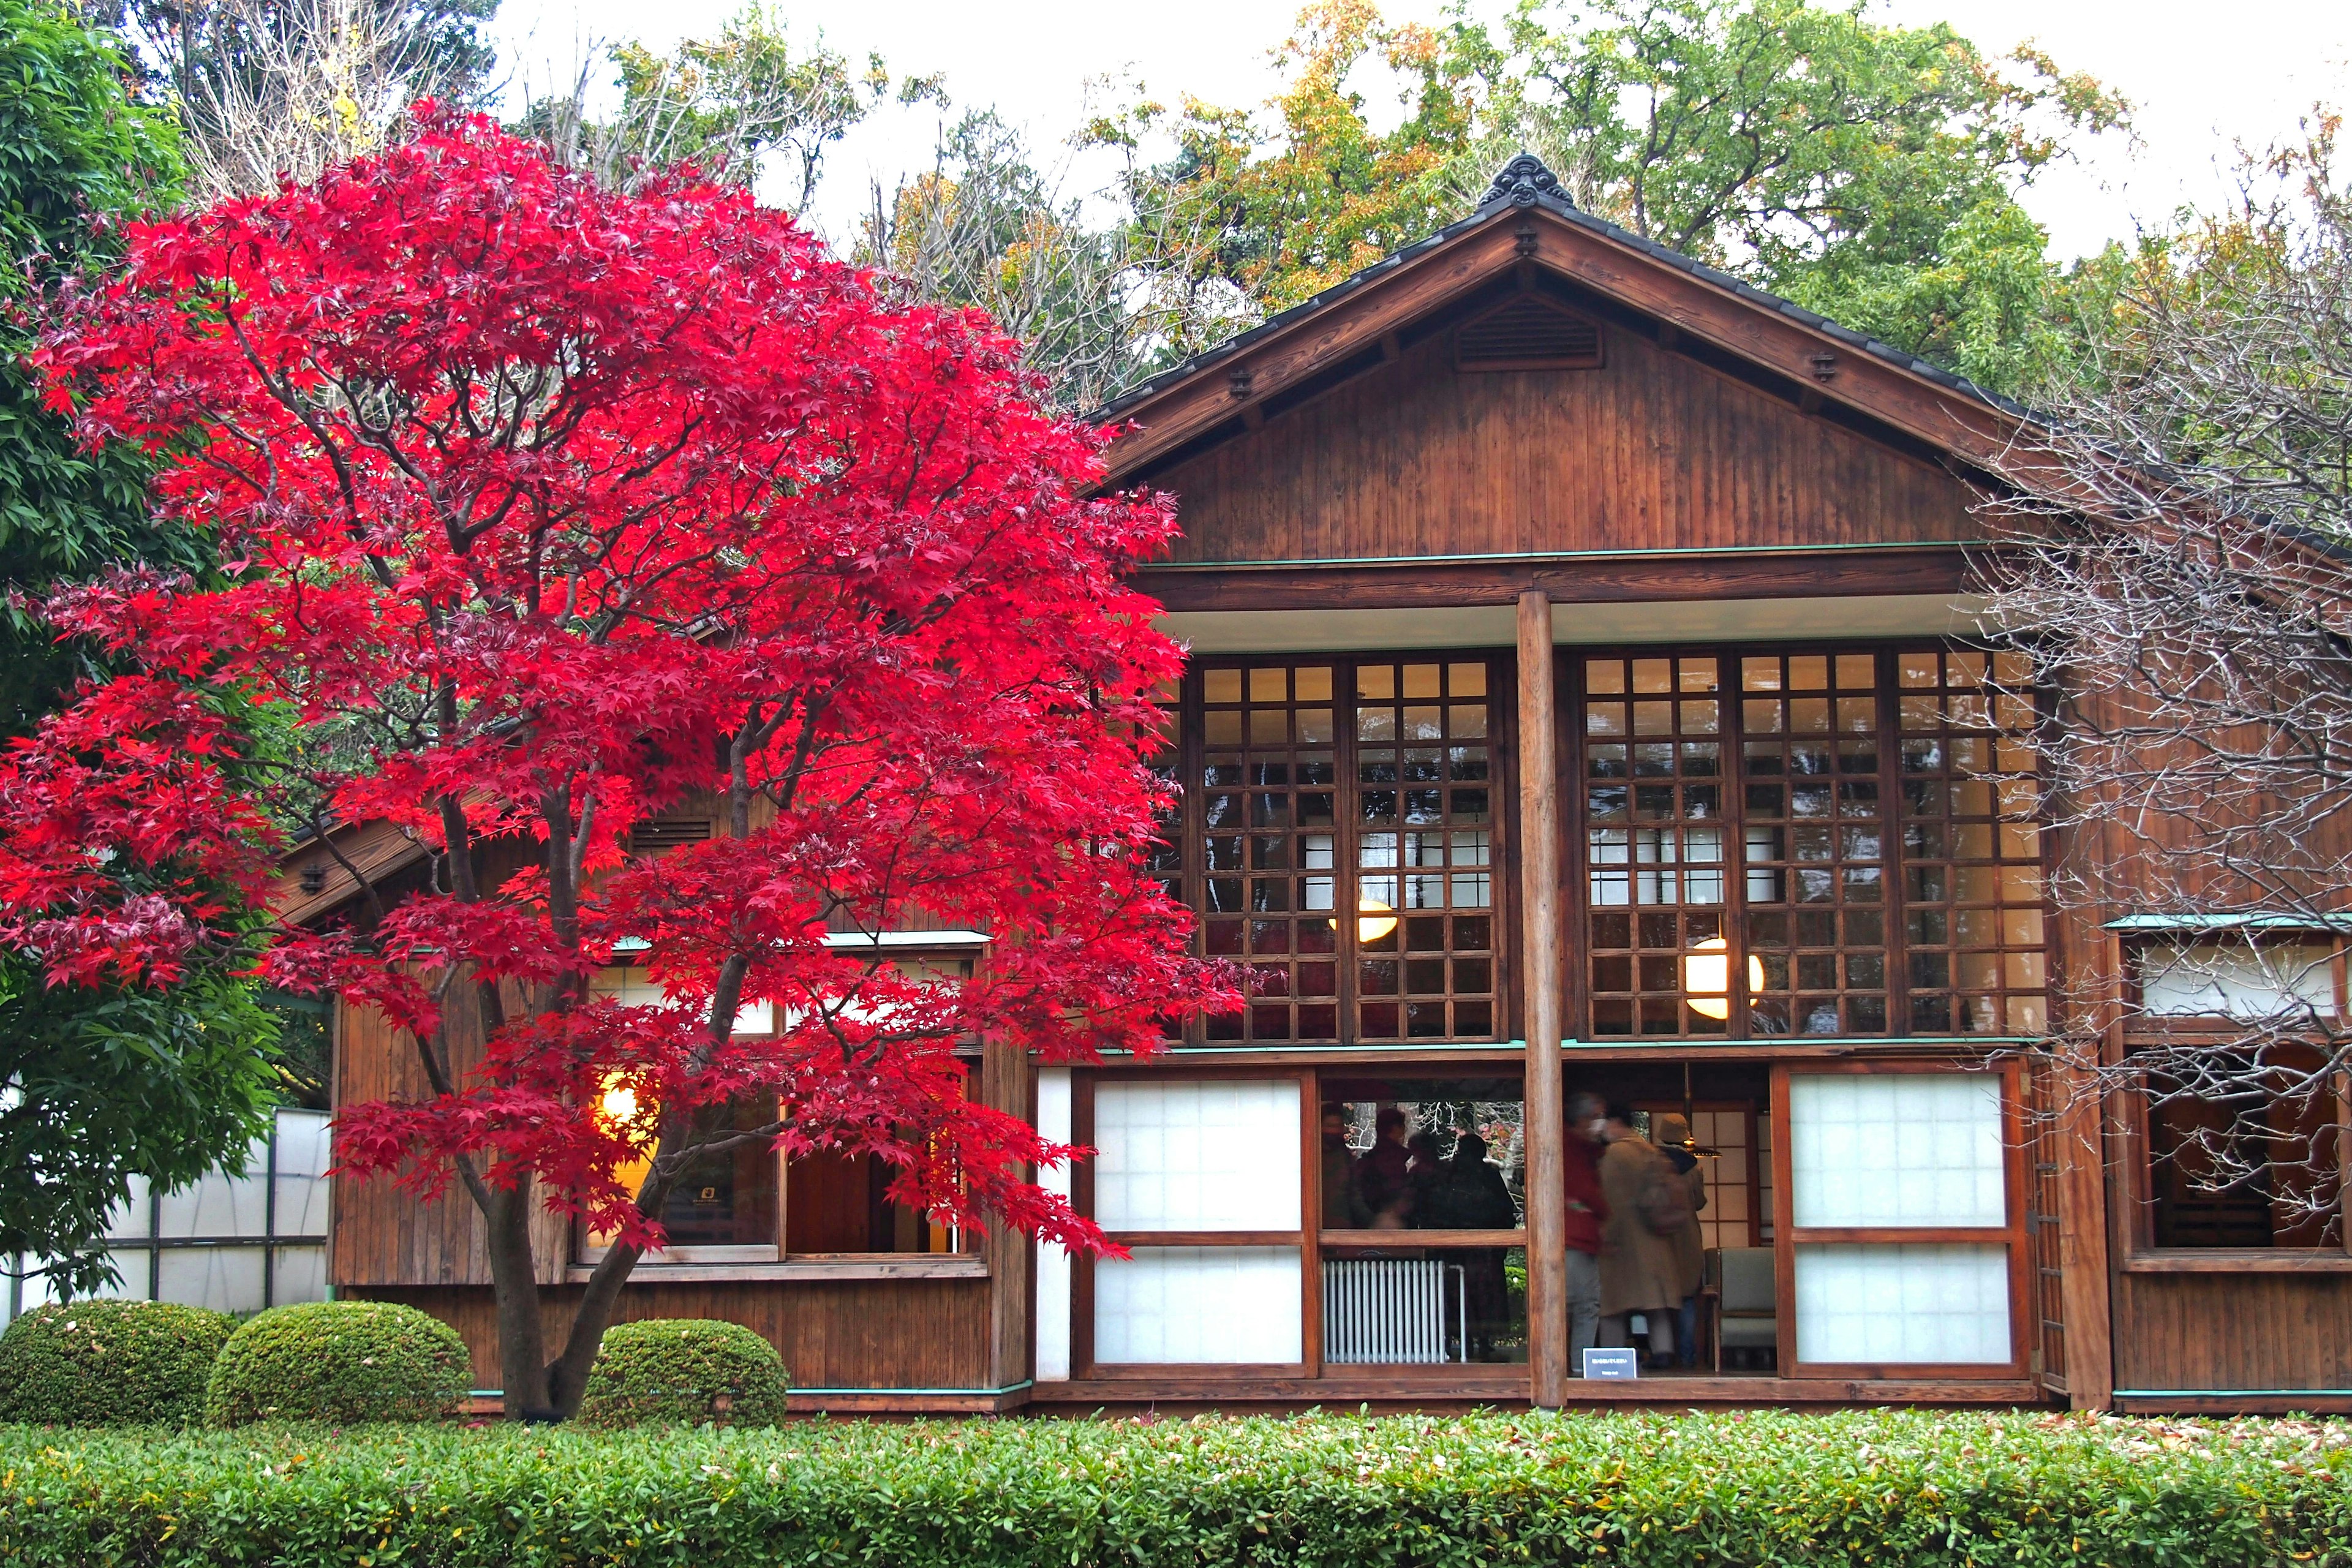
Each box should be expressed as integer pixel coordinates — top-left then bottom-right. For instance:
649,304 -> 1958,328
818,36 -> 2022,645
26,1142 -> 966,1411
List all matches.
2114,1389 -> 2352,1398
468,1381 -> 1036,1400
793,1381 -> 1033,1398
2104,913 -> 2352,932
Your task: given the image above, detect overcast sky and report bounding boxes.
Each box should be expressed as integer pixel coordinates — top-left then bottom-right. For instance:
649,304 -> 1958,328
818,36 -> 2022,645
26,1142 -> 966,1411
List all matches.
486,0 -> 2352,260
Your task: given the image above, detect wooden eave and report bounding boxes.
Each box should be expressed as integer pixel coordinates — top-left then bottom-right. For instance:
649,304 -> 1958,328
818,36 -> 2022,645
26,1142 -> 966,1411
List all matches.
1097,195 -> 2026,491
273,816 -> 428,927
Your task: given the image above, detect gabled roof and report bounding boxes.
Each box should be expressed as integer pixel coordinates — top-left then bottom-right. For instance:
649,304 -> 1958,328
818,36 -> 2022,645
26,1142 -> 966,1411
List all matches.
1096,153 -> 2030,484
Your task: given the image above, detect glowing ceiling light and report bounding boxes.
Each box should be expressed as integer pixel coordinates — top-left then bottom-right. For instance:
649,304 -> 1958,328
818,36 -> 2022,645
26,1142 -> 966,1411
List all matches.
1329,894 -> 1400,944
1683,937 -> 1764,1021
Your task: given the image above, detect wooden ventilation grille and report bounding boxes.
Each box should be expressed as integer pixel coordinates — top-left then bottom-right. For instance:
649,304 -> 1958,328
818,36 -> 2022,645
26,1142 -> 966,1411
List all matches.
1455,296 -> 1603,371
628,818 -> 714,852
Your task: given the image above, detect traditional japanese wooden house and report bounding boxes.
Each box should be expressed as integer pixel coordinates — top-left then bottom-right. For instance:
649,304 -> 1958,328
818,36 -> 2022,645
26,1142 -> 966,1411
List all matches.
290,155 -> 2352,1417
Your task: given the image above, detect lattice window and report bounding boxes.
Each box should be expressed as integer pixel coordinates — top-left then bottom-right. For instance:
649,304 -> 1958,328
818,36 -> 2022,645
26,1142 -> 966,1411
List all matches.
1741,651 -> 1890,1036
1355,661 -> 1494,1042
1573,642 -> 2049,1042
1200,666 -> 1342,1042
1183,658 -> 1499,1046
1897,649 -> 2047,1035
1585,655 -> 1728,1036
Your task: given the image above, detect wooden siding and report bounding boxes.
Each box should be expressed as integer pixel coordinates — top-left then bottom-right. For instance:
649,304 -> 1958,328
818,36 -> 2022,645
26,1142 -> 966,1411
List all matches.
2113,1272 -> 2352,1395
352,1278 -> 994,1392
332,986 -> 568,1287
1153,325 -> 1978,566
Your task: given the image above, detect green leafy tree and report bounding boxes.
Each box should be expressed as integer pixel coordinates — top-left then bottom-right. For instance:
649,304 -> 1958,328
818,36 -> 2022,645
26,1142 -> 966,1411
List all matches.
1099,0 -> 2127,400
859,107 -> 1155,412
1446,0 -> 2130,396
0,0 -> 279,1298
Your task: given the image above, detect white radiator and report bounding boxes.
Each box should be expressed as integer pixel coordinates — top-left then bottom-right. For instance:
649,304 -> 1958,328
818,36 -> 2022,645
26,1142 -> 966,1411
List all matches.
1321,1257 -> 1466,1363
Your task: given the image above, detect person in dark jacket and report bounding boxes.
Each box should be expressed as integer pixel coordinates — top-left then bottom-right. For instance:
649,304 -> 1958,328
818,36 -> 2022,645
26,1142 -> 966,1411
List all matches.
1432,1131 -> 1520,1357
1320,1105 -> 1370,1228
1355,1106 -> 1416,1227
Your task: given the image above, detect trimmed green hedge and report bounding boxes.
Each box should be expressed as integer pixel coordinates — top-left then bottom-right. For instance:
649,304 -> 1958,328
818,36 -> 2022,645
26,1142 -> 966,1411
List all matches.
0,1301 -> 234,1427
2,1409 -> 2348,1566
578,1319 -> 788,1427
204,1301 -> 470,1426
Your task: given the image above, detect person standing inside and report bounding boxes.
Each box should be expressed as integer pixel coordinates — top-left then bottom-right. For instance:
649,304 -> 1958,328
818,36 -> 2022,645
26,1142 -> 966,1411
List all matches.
1597,1103 -> 1689,1366
1431,1131 -> 1518,1357
1320,1105 -> 1368,1229
1355,1106 -> 1416,1228
1650,1112 -> 1709,1368
1563,1091 -> 1609,1366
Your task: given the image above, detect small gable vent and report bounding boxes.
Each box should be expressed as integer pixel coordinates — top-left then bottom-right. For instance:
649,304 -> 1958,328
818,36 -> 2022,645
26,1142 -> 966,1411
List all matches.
628,817 -> 714,853
1455,296 -> 1603,372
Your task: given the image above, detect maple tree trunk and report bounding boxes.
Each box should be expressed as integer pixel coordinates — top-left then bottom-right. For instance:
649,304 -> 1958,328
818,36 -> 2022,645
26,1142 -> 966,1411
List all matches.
480,1175 -> 556,1420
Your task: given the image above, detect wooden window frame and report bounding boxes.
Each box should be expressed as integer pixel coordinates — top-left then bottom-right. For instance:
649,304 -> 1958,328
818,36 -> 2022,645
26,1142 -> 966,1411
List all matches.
2111,1052 -> 2352,1273
1071,1062 -> 1532,1382
1566,641 -> 2052,1044
576,946 -> 989,1273
1172,653 -> 1518,1050
1770,1058 -> 2034,1381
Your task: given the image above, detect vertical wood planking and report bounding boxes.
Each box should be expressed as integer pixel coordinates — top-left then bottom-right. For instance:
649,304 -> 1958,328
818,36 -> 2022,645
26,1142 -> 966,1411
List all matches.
1517,589 -> 1567,1408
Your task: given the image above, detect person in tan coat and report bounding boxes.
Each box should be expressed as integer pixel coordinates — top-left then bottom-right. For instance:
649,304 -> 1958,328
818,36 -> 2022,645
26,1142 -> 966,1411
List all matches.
1596,1103 -> 1693,1365
1650,1112 -> 1709,1366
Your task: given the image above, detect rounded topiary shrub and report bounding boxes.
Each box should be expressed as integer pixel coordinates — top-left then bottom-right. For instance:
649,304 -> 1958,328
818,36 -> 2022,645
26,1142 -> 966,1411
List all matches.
576,1318 -> 788,1427
0,1299 -> 236,1426
205,1300 -> 470,1426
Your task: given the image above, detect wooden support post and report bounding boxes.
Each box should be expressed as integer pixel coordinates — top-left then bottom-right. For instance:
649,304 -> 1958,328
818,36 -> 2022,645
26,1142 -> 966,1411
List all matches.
1517,588 -> 1567,1408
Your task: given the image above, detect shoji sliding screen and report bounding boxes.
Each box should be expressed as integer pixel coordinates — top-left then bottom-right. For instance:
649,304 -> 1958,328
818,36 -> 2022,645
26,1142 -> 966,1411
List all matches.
1774,1063 -> 2029,1376
1082,1077 -> 1306,1370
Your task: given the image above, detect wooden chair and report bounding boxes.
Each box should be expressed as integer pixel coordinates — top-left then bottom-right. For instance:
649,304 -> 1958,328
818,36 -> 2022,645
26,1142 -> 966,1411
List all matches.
1707,1247 -> 1777,1373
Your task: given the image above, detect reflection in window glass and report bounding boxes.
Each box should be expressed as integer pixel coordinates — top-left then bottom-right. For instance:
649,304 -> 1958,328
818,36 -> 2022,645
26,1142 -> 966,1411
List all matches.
1319,1077 -> 1526,1364
1743,650 -> 1888,1036
2147,1049 -> 2343,1248
1898,649 -> 2046,1035
2135,939 -> 2338,1019
1356,662 -> 1495,1042
1585,655 -> 1729,1036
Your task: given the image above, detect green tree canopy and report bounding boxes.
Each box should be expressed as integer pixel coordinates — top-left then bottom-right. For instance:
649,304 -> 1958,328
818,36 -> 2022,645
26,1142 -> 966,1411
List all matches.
0,0 -> 279,1298
1096,0 -> 2130,399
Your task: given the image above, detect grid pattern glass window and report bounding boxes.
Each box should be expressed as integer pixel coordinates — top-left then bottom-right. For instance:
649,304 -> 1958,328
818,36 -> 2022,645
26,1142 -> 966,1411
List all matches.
1742,652 -> 1890,1036
1200,666 -> 1341,1042
1175,658 -> 1502,1047
1355,662 -> 1496,1041
1093,1080 -> 1302,1231
1095,1247 -> 1304,1363
1794,1243 -> 2011,1363
1785,1068 -> 2017,1368
1789,1074 -> 2006,1228
1898,649 -> 2048,1035
1585,655 -> 1728,1036
1689,1109 -> 1756,1250
1572,643 -> 2048,1041
15,1109 -> 334,1322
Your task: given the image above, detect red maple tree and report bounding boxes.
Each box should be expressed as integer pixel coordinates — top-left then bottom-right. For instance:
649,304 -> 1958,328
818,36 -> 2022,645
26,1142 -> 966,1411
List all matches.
1,112 -> 1229,1417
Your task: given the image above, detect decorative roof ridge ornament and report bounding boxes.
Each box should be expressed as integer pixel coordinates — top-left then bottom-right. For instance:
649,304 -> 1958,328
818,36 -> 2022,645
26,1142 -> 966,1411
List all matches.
1481,152 -> 1572,211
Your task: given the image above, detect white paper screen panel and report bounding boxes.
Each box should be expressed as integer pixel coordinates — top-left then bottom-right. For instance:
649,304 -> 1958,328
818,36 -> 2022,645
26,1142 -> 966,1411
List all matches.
2137,940 -> 2337,1019
1795,1243 -> 2011,1363
1094,1246 -> 1303,1363
1093,1080 -> 1301,1232
1789,1074 -> 2005,1229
